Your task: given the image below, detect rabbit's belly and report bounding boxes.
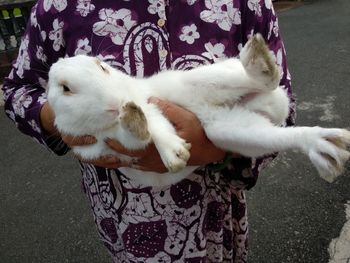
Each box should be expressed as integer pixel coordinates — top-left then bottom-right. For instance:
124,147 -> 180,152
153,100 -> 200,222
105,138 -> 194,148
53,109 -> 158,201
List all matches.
73,142 -> 115,160
119,166 -> 199,187
73,141 -> 199,187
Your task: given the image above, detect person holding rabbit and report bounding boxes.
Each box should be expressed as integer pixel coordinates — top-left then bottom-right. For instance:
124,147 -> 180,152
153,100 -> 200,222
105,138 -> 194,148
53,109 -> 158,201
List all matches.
2,0 -> 295,262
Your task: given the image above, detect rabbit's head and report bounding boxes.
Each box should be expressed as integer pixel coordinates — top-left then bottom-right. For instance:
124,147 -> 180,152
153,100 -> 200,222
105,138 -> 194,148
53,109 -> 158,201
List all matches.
47,55 -> 131,136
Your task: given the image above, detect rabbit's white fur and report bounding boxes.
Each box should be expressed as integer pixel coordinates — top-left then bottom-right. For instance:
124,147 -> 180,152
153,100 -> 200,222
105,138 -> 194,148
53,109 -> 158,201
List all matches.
47,34 -> 350,186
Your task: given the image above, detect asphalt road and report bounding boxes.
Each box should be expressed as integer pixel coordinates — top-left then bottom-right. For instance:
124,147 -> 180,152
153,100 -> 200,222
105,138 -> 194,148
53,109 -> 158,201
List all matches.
247,0 -> 350,262
1,0 -> 350,262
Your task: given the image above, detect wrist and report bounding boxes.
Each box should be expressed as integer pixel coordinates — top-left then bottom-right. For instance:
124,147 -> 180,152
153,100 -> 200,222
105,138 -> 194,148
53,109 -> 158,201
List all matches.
209,147 -> 226,163
187,142 -> 226,166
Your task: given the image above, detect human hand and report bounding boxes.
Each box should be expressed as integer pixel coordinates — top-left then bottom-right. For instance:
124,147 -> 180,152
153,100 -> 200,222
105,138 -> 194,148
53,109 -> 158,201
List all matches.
60,133 -> 137,169
106,97 -> 226,172
149,97 -> 226,166
105,140 -> 168,172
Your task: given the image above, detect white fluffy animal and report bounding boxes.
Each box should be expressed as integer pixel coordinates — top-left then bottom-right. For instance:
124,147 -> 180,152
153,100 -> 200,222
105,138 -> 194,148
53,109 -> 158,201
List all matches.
47,34 -> 350,186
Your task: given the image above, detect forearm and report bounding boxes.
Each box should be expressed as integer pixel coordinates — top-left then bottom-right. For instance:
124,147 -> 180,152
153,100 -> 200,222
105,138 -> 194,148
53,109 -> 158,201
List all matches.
186,135 -> 227,166
40,102 -> 59,136
3,79 -> 68,155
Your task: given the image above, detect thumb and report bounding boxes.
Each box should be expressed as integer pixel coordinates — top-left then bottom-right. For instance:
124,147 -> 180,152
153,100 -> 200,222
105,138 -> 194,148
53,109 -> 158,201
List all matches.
148,96 -> 183,122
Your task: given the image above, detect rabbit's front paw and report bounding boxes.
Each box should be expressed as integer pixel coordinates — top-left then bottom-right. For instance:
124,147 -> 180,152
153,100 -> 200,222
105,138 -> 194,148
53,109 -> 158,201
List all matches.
158,135 -> 191,173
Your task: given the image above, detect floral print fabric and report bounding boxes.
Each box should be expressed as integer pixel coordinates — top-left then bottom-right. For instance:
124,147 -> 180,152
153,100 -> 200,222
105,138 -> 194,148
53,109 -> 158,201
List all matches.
2,0 -> 295,262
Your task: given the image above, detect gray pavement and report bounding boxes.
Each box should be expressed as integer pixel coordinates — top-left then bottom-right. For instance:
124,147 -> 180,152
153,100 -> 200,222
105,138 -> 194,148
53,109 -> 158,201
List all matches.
1,0 -> 350,262
247,0 -> 350,262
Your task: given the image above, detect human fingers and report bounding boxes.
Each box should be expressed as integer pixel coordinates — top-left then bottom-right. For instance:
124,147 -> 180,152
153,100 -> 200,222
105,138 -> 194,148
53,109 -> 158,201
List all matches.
76,152 -> 167,172
105,138 -> 146,157
148,97 -> 194,128
61,134 -> 97,147
149,96 -> 178,118
106,138 -> 168,172
75,154 -> 132,169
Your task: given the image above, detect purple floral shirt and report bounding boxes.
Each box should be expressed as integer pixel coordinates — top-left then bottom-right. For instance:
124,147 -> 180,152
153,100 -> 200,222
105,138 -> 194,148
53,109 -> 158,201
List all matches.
2,0 -> 295,262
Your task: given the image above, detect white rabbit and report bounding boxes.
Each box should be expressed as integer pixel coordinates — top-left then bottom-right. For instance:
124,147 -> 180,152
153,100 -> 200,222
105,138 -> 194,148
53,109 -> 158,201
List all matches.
47,34 -> 350,186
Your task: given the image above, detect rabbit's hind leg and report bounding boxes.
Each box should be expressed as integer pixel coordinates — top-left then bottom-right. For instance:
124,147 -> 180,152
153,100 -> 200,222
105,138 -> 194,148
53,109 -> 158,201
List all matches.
240,34 -> 280,91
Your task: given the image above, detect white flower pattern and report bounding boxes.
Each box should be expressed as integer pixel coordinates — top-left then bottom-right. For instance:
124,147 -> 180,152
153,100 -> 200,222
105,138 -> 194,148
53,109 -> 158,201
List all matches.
147,0 -> 166,20
12,87 -> 33,119
200,0 -> 241,31
76,0 -> 95,17
265,0 -> 273,9
41,30 -> 47,41
13,35 -> 30,79
37,93 -> 47,105
30,8 -> 38,27
275,48 -> 284,79
202,42 -> 226,61
49,19 -> 65,51
179,24 -> 200,44
43,0 -> 67,12
186,0 -> 198,5
248,0 -> 262,17
36,46 -> 47,62
273,20 -> 279,37
268,20 -> 279,39
8,69 -> 14,80
74,38 -> 92,55
93,8 -> 137,46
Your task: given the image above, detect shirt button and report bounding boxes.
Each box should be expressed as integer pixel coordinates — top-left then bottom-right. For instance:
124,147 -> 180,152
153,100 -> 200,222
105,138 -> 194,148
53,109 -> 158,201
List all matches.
159,49 -> 168,58
157,18 -> 166,27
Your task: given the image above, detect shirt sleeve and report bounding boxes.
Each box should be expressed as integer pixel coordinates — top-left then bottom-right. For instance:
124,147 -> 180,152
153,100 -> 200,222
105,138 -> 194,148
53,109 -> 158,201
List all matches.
1,2 -> 69,155
211,0 -> 296,190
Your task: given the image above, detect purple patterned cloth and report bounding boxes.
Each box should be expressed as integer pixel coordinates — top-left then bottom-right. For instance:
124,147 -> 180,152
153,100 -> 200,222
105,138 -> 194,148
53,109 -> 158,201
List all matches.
2,0 -> 295,262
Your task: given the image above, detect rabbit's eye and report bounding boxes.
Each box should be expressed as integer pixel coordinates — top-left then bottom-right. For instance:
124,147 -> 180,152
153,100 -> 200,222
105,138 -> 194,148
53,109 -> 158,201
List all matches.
62,85 -> 71,93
